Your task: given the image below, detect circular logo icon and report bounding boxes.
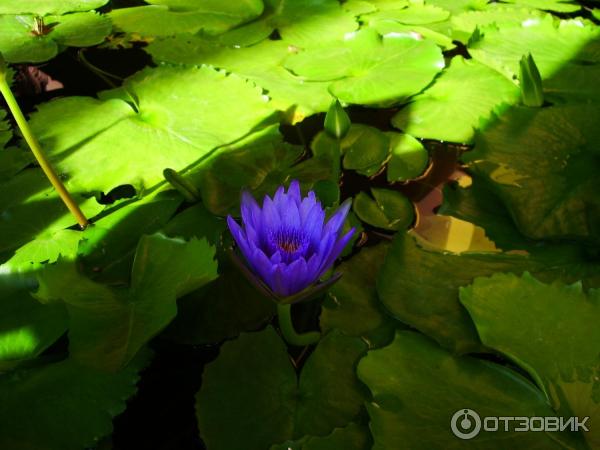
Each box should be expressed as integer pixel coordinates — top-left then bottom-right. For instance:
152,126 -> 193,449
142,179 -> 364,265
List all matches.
451,409 -> 481,440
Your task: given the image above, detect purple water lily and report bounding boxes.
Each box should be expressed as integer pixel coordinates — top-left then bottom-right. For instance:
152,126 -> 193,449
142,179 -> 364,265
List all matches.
227,180 -> 355,298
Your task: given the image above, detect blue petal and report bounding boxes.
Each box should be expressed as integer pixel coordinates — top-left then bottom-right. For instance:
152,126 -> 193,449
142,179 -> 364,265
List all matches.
287,180 -> 302,206
262,195 -> 281,229
323,198 -> 352,236
299,191 -> 318,222
250,247 -> 276,288
273,185 -> 286,205
284,258 -> 309,294
228,216 -> 253,261
317,228 -> 355,277
241,191 -> 262,229
271,264 -> 289,296
303,203 -> 326,249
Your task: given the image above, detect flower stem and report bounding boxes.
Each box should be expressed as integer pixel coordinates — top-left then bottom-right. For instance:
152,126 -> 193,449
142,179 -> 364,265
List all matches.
277,304 -> 320,346
0,55 -> 89,229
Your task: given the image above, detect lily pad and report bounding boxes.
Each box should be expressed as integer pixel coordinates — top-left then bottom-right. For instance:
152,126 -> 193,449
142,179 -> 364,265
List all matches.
270,423 -> 371,450
36,233 -> 218,371
147,37 -> 333,121
460,272 -> 599,448
385,132 -> 429,182
109,1 -> 264,38
0,352 -> 148,450
212,0 -> 358,48
284,28 -> 444,105
464,104 -> 600,243
357,331 -> 564,450
468,16 -> 600,101
376,232 -> 600,353
0,109 -> 11,148
362,3 -> 450,26
450,6 -> 546,43
500,0 -> 580,13
353,188 -> 414,231
341,124 -> 390,175
425,0 -> 489,15
29,65 -> 275,194
0,168 -> 104,255
0,272 -> 67,371
320,243 -> 398,347
0,0 -> 108,15
0,12 -> 112,63
196,327 -> 368,450
392,56 -> 519,144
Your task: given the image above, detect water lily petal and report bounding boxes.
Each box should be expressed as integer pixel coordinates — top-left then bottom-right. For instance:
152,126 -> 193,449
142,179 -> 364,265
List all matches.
323,198 -> 352,236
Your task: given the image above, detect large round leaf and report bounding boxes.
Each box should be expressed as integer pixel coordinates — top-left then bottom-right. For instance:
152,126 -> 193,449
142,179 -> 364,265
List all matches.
392,56 -> 519,144
464,104 -> 600,242
357,331 -> 564,450
147,37 -> 333,121
109,1 -> 263,37
0,0 -> 108,15
468,16 -> 600,101
284,28 -> 444,105
460,272 -> 600,449
0,12 -> 111,63
0,353 -> 148,450
28,65 -> 275,194
196,328 -> 368,450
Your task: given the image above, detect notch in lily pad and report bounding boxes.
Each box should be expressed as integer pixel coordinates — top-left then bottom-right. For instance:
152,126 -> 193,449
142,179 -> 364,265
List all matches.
519,53 -> 544,107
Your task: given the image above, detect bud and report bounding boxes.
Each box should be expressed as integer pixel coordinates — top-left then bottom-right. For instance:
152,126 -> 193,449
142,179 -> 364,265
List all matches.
519,53 -> 544,107
324,99 -> 351,139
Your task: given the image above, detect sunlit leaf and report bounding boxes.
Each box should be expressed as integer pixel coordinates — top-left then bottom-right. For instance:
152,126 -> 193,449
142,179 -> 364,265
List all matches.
284,28 -> 444,105
392,56 -> 519,144
0,0 -> 108,15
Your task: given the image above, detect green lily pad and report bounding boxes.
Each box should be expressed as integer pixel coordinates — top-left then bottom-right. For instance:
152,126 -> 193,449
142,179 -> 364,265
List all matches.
0,271 -> 67,371
341,124 -> 390,175
468,16 -> 600,101
0,0 -> 108,15
162,255 -> 275,345
284,28 -> 444,105
500,0 -> 580,13
147,37 -> 333,121
357,331 -> 564,450
0,168 -> 104,255
109,1 -> 264,37
368,21 -> 455,50
0,146 -> 32,182
460,272 -> 599,449
362,3 -> 450,25
0,12 -> 112,63
186,125 -> 332,216
353,188 -> 414,231
464,104 -> 600,243
386,132 -> 429,182
210,0 -> 358,48
3,229 -> 83,273
269,423 -> 371,450
36,233 -> 218,371
0,352 -> 148,450
28,65 -> 275,194
450,6 -> 546,43
162,202 -> 225,244
196,327 -> 368,450
376,231 -> 600,353
425,0 -> 488,15
392,56 -> 519,144
321,243 -> 398,347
